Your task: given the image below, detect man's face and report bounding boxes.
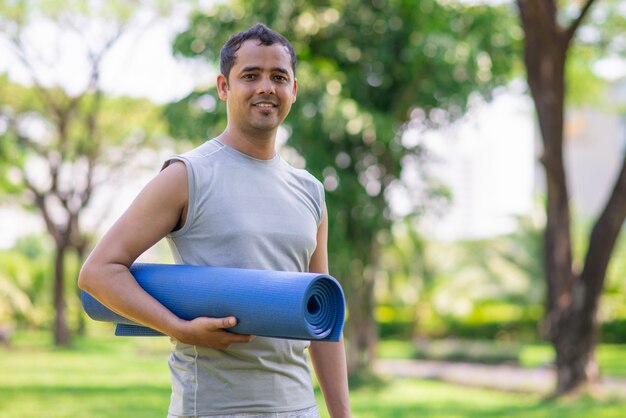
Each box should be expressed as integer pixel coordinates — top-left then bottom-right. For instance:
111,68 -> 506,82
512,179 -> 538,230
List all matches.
217,39 -> 297,136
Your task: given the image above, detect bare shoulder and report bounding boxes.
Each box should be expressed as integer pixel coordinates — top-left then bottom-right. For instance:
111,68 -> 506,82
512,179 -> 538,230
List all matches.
85,160 -> 189,266
127,160 -> 187,225
137,160 -> 188,205
157,160 -> 188,187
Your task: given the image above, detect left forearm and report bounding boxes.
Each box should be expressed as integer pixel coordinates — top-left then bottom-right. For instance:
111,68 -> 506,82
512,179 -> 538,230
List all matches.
309,338 -> 351,418
308,208 -> 350,416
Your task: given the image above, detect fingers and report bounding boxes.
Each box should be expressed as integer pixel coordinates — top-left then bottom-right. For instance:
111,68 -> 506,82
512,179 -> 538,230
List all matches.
218,316 -> 238,329
210,329 -> 256,350
176,316 -> 255,349
208,317 -> 256,349
214,316 -> 255,340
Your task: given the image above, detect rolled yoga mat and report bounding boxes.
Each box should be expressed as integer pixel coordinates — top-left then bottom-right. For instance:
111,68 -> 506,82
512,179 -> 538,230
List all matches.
81,263 -> 345,342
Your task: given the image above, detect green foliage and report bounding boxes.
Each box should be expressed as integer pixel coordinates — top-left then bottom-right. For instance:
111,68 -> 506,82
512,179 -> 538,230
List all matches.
1,234 -> 88,334
0,233 -> 108,333
0,77 -> 165,178
558,1 -> 626,107
0,235 -> 53,327
377,220 -> 439,314
380,316 -> 626,345
442,317 -> 541,343
0,0 -> 162,26
375,215 -> 546,342
566,43 -> 607,107
378,206 -> 626,345
601,320 -> 626,344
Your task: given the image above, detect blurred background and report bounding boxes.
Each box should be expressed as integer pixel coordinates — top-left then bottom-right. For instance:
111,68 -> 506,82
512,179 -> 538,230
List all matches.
1,0 -> 626,417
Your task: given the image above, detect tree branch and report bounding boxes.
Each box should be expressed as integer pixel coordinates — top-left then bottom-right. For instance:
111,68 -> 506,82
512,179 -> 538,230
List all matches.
6,113 -> 48,158
565,0 -> 598,43
80,157 -> 96,210
7,35 -> 62,119
22,171 -> 63,245
581,152 -> 626,306
517,0 -> 557,37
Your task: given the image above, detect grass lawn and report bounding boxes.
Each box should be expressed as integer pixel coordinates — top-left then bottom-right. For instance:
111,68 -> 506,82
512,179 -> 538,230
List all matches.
520,344 -> 626,378
378,339 -> 626,378
1,328 -> 625,418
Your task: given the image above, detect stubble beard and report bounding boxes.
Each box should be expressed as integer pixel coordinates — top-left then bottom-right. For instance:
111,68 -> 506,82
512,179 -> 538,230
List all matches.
249,108 -> 282,133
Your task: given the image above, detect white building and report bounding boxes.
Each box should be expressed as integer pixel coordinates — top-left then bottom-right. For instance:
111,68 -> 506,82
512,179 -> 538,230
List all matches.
555,79 -> 626,218
417,78 -> 626,240
416,87 -> 536,240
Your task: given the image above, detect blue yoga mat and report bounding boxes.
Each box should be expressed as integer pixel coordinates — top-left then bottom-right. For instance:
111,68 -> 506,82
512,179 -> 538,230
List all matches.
81,263 -> 345,342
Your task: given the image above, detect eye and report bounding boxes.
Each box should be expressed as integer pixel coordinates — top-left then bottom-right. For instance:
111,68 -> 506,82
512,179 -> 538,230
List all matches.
273,74 -> 288,82
242,73 -> 257,80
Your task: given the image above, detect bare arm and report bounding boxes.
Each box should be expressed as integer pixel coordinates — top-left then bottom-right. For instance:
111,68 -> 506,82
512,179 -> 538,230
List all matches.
78,161 -> 254,349
308,207 -> 352,418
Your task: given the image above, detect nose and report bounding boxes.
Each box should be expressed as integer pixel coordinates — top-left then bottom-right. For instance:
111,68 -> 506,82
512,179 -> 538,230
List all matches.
256,75 -> 275,95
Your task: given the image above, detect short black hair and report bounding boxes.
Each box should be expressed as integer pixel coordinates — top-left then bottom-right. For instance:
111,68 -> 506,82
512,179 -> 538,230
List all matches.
220,23 -> 297,79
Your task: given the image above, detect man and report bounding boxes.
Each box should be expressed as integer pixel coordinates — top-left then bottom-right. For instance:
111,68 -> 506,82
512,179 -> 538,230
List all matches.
79,23 -> 351,418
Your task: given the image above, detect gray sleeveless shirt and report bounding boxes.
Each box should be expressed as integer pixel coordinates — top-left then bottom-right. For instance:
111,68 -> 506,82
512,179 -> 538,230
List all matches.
162,139 -> 324,416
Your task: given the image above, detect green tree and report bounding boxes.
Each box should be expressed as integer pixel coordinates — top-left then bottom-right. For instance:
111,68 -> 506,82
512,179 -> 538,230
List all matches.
0,0 -> 167,345
376,218 -> 445,339
165,0 -> 519,370
0,235 -> 53,335
377,215 -> 546,342
516,0 -> 626,396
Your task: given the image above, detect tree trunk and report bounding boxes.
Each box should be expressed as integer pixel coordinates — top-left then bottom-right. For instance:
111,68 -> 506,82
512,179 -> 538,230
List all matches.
343,265 -> 378,373
75,246 -> 87,336
54,245 -> 71,346
549,152 -> 626,395
551,280 -> 599,395
334,206 -> 383,373
517,0 -> 600,396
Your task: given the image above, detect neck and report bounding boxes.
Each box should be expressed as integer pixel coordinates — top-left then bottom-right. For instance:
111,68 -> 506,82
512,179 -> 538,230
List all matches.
217,126 -> 277,160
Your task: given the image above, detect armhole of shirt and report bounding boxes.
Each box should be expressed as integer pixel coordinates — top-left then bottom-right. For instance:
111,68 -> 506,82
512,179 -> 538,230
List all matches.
317,180 -> 326,227
162,156 -> 195,238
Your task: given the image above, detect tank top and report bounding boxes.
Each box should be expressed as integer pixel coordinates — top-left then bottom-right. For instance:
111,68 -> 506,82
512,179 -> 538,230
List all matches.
161,139 -> 325,416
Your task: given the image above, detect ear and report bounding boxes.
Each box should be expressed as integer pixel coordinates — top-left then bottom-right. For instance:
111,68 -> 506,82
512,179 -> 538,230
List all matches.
292,77 -> 298,103
217,74 -> 229,101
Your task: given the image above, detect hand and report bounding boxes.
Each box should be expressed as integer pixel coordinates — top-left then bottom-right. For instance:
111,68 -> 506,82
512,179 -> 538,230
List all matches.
172,316 -> 255,349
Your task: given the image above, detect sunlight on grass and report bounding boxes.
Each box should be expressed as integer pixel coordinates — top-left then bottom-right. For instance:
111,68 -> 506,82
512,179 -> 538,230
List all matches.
318,377 -> 626,418
598,345 -> 626,378
376,339 -> 416,359
2,330 -> 625,418
1,327 -> 172,418
380,339 -> 626,379
519,344 -> 626,378
519,344 -> 555,368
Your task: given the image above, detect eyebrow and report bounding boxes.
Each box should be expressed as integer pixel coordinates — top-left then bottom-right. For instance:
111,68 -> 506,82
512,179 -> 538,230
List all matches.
241,66 -> 290,76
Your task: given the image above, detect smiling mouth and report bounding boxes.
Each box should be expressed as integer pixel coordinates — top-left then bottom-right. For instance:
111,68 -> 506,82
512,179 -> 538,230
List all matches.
253,102 -> 277,109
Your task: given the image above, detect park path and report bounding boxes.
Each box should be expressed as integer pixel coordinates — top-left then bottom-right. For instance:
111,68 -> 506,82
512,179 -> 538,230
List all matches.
374,359 -> 626,397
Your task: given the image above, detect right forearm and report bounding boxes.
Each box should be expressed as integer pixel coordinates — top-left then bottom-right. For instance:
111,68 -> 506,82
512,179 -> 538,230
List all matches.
78,262 -> 184,338
78,261 -> 255,349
